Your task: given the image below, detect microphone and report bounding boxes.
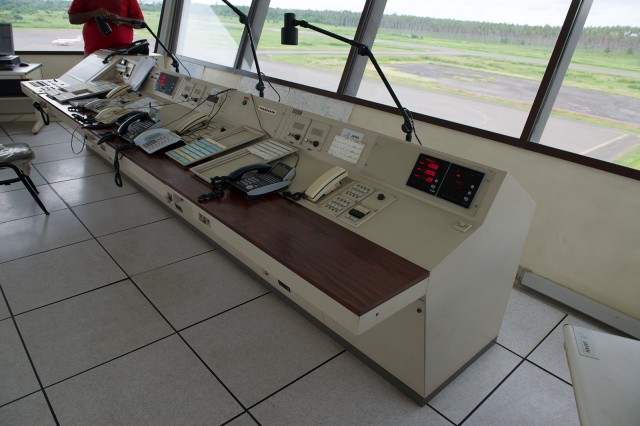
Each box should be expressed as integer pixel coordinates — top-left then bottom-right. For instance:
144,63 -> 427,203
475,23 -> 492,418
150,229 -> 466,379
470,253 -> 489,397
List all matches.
96,16 -> 112,36
281,13 -> 298,45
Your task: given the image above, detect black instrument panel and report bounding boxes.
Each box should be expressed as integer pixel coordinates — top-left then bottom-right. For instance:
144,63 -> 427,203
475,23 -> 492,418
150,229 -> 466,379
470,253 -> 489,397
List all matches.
406,153 -> 485,209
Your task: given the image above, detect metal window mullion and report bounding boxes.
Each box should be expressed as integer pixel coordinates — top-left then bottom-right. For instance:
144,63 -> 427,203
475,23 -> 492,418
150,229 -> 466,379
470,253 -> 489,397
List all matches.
233,0 -> 269,71
338,0 -> 387,96
521,0 -> 593,143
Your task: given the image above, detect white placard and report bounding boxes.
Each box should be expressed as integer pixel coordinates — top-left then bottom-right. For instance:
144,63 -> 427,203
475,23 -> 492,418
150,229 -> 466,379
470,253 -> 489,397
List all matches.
328,135 -> 365,164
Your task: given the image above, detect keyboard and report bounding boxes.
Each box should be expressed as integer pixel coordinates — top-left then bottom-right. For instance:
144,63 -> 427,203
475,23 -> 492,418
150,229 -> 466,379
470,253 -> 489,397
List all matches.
166,138 -> 226,166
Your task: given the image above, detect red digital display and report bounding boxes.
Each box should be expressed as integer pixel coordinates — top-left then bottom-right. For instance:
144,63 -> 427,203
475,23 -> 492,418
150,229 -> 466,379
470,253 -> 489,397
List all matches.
407,154 -> 485,209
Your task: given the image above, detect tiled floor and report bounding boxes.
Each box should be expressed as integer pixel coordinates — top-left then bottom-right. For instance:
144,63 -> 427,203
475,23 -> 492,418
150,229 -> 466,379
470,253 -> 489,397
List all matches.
0,121 -> 605,425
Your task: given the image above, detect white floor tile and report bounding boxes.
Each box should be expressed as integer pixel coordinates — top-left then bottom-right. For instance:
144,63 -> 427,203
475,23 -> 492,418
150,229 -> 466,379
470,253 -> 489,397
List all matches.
182,294 -> 343,407
97,218 -> 212,276
528,314 -> 606,383
0,392 -> 56,426
0,320 -> 40,406
0,186 -> 66,223
464,361 -> 579,426
134,251 -> 268,330
16,281 -> 173,386
0,209 -> 92,263
0,240 -> 126,315
73,192 -> 171,236
429,344 -> 522,424
497,289 -> 567,356
47,335 -> 243,425
33,155 -> 112,183
251,352 -> 451,426
0,297 -> 9,320
30,141 -> 90,164
2,121 -> 64,136
10,128 -> 80,147
50,172 -> 138,207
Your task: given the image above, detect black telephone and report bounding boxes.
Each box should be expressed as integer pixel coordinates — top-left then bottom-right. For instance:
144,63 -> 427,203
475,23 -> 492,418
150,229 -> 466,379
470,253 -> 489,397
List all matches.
117,111 -> 156,142
227,162 -> 295,199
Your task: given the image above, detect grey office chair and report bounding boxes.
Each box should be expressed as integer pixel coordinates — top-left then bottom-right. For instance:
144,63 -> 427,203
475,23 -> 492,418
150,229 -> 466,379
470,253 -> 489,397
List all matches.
0,142 -> 49,215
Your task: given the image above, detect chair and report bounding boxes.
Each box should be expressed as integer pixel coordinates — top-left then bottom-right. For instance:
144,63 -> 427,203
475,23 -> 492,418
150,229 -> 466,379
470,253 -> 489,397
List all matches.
0,142 -> 49,215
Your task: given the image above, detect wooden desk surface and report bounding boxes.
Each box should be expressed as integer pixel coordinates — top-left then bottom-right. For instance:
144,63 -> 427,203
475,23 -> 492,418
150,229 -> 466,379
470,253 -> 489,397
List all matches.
118,145 -> 430,317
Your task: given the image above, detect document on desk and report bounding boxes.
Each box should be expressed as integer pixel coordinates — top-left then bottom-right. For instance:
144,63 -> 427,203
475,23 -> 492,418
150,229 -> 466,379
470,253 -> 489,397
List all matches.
127,56 -> 156,91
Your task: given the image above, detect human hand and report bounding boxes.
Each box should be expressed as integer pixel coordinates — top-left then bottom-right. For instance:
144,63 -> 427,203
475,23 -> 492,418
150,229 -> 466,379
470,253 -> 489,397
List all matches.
93,8 -> 114,19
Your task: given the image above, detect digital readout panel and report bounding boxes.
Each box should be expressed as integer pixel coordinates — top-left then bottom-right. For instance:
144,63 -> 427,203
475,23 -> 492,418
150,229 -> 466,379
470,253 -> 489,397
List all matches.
407,154 -> 485,209
155,72 -> 180,96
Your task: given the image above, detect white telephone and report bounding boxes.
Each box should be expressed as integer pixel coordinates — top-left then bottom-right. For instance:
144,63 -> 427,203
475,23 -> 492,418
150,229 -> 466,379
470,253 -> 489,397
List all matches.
133,128 -> 182,154
95,106 -> 132,124
85,98 -> 119,113
305,166 -> 348,202
173,112 -> 209,135
106,83 -> 132,99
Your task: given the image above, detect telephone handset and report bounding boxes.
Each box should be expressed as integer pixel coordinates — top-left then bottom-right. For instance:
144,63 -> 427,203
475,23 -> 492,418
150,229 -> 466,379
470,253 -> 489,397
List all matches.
305,166 -> 348,202
227,162 -> 296,199
95,106 -> 131,124
85,98 -> 119,113
173,112 -> 209,135
106,83 -> 132,99
117,111 -> 156,142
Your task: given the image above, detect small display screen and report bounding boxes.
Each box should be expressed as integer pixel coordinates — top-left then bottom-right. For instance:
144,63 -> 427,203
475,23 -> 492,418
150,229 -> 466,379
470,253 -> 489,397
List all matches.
406,154 -> 485,209
406,154 -> 450,195
155,72 -> 180,96
270,162 -> 293,179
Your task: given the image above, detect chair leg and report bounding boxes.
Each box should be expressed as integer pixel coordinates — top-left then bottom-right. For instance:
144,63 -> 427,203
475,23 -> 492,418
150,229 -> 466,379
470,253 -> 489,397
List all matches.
19,174 -> 49,215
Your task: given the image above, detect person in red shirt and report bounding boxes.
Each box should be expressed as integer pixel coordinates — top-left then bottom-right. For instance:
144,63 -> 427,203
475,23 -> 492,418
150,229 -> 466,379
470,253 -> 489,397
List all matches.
68,0 -> 145,55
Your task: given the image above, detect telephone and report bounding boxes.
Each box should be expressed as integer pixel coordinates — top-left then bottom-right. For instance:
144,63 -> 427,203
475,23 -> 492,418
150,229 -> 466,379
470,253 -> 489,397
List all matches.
85,98 -> 119,113
117,111 -> 157,142
106,83 -> 132,99
227,162 -> 296,199
305,166 -> 348,202
133,128 -> 182,154
173,112 -> 209,135
95,106 -> 132,124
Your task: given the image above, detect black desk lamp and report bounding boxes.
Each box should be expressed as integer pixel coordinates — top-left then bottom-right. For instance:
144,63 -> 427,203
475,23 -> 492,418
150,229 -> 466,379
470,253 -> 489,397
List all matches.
222,0 -> 265,97
281,13 -> 414,142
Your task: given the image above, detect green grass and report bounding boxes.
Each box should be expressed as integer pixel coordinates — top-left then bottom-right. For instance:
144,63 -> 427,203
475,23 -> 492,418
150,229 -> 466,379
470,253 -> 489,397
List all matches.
616,146 -> 640,168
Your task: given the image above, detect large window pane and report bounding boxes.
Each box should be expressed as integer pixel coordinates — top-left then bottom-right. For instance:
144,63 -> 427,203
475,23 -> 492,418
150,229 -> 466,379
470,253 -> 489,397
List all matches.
356,0 -> 570,137
539,0 -> 640,170
176,0 -> 252,67
4,0 -> 159,52
256,0 -> 366,92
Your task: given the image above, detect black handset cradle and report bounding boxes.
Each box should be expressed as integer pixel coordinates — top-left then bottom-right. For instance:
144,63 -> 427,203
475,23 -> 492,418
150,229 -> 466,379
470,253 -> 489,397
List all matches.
227,162 -> 295,199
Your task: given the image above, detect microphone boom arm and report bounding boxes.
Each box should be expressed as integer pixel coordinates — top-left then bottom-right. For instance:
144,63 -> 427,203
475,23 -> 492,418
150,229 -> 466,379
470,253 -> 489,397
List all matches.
222,0 -> 265,97
142,21 -> 180,73
293,19 -> 414,142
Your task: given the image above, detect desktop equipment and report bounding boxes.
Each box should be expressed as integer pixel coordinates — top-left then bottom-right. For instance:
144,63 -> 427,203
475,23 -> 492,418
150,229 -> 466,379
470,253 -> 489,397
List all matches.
0,23 -> 20,70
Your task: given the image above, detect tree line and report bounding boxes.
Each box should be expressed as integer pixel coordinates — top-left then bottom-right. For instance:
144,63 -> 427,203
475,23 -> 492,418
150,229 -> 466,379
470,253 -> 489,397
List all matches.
213,4 -> 639,53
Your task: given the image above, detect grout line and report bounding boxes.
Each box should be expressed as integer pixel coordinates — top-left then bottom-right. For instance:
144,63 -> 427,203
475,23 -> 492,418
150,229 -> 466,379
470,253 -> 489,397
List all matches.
0,284 -> 61,426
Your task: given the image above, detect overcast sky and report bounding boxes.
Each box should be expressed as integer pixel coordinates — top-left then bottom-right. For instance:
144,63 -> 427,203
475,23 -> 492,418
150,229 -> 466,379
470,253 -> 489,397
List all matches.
204,0 -> 639,27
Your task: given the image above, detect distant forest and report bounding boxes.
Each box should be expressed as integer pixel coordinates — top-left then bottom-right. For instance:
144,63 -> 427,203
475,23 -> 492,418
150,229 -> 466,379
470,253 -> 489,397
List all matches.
1,0 -> 638,53
217,5 -> 640,53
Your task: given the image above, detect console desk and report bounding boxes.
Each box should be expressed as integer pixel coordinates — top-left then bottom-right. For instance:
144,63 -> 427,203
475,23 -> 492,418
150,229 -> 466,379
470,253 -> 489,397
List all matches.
21,52 -> 535,404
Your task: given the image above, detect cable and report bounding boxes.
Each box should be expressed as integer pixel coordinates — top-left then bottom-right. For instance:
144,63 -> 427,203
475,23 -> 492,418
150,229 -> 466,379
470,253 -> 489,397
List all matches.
198,176 -> 227,202
70,124 -> 85,155
250,94 -> 271,138
32,102 -> 49,126
261,72 -> 281,103
113,142 -> 136,187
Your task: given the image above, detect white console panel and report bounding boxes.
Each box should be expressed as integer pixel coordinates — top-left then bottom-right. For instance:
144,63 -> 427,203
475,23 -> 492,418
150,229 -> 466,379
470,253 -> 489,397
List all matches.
24,54 -> 535,403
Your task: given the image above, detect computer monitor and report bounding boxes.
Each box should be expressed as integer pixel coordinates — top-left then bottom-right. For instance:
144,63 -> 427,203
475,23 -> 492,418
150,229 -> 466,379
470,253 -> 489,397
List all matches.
0,23 -> 15,57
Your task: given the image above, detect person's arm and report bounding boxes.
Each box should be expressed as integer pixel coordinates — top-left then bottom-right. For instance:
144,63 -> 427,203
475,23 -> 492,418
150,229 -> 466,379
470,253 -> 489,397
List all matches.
68,7 -> 113,25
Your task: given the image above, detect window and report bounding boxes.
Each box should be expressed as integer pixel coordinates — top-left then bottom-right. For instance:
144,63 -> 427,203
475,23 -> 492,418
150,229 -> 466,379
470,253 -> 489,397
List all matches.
256,0 -> 367,92
176,0 -> 252,67
4,0 -> 160,53
538,0 -> 640,170
354,1 -> 571,137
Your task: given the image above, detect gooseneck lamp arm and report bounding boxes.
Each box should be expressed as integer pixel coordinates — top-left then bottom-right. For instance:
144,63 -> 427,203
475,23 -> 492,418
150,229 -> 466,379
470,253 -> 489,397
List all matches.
222,0 -> 265,97
281,13 -> 413,142
141,21 -> 180,73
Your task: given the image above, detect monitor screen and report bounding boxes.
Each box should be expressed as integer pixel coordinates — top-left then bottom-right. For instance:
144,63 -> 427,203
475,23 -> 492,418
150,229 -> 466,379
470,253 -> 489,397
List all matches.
0,23 -> 15,56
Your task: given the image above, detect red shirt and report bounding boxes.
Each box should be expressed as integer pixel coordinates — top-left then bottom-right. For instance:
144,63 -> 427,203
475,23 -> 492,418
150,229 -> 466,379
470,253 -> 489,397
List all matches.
68,0 -> 144,54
